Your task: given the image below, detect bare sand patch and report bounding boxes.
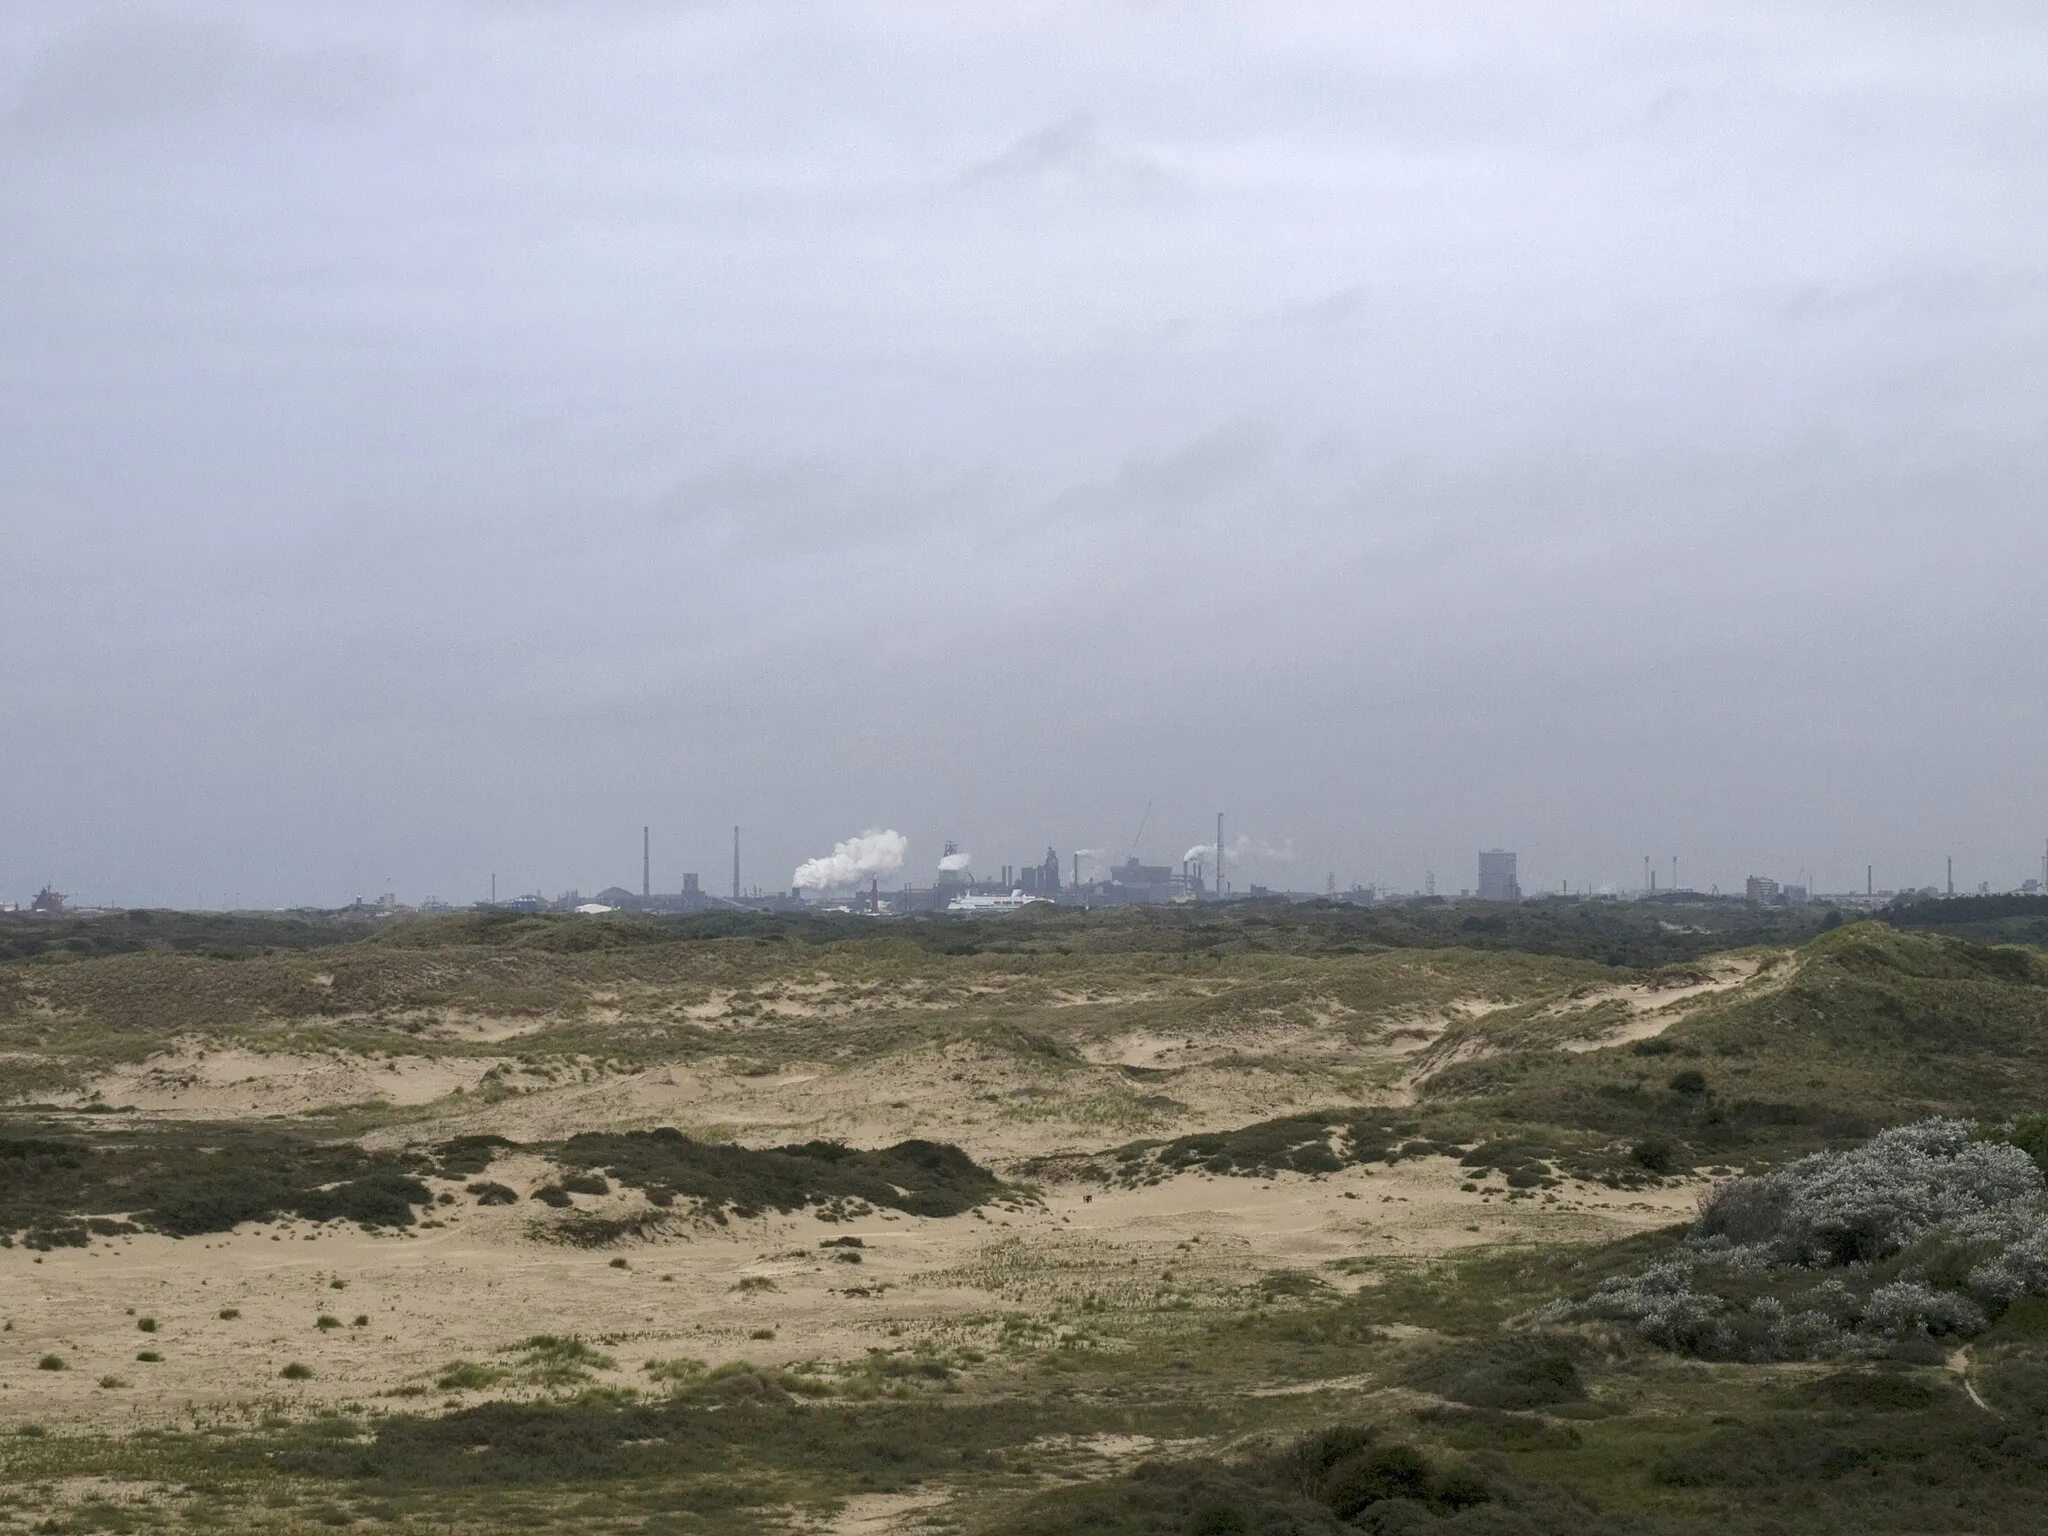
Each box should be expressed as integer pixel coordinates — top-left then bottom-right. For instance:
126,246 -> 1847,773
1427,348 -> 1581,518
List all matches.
82,1047 -> 503,1114
426,1014 -> 554,1044
816,1490 -> 951,1534
1556,955 -> 1769,1052
0,1142 -> 1698,1434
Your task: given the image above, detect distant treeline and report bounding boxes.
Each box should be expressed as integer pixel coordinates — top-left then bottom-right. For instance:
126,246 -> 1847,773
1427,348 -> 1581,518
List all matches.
0,908 -> 378,964
364,896 -> 1846,969
1881,893 -> 2048,947
10,890 -> 2038,973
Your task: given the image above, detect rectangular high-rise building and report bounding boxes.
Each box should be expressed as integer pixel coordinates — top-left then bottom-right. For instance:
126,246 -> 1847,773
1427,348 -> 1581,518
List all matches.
1477,849 -> 1520,903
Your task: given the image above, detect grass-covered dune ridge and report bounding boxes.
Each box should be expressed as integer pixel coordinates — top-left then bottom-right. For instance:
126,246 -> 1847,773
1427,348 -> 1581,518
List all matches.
1424,923 -> 2048,1170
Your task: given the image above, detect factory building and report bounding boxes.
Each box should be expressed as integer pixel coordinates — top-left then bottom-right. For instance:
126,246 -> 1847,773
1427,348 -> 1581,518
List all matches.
1477,850 -> 1521,903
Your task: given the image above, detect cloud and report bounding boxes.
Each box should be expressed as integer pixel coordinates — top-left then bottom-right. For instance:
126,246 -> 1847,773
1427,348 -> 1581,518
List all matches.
4,4 -> 2045,906
958,113 -> 1178,202
2,10 -> 393,146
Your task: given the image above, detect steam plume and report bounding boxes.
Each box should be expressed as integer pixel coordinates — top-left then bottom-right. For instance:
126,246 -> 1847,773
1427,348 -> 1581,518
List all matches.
793,829 -> 908,891
1184,836 -> 1295,866
938,852 -> 972,873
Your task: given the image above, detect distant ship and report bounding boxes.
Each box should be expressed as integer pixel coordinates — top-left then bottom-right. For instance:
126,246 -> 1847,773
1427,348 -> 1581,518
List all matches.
947,890 -> 1049,914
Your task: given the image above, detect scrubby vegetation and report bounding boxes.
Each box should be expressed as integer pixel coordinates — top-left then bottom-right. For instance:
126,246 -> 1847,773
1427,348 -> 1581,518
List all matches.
552,1127 -> 1003,1220
368,894 -> 1839,967
0,1120 -> 438,1246
11,904 -> 2048,1533
1884,893 -> 2048,948
0,908 -> 372,964
991,1423 -> 1500,1534
0,1114 -> 1002,1249
1555,1116 -> 2048,1359
1104,1112 -> 1467,1184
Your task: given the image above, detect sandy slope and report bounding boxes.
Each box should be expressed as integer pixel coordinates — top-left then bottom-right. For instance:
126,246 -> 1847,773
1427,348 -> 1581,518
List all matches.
1,957 -> 1772,1436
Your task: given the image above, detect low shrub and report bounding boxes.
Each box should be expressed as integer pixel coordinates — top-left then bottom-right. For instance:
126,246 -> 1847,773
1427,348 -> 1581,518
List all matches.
552,1127 -> 1004,1219
437,1361 -> 506,1391
1558,1117 -> 2048,1359
0,1120 -> 436,1241
1404,1339 -> 1587,1411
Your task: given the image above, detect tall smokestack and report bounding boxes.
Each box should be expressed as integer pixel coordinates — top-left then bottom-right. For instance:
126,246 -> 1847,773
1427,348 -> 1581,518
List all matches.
1216,813 -> 1224,899
643,826 -> 650,898
733,826 -> 741,901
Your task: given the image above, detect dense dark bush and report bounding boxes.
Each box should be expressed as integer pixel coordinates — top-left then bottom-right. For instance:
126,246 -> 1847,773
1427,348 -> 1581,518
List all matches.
1122,1112 -> 1466,1184
0,1118 -> 436,1241
1629,1139 -> 1679,1176
435,1135 -> 514,1177
1411,1345 -> 1586,1412
1324,1444 -> 1434,1517
554,1127 -> 1003,1218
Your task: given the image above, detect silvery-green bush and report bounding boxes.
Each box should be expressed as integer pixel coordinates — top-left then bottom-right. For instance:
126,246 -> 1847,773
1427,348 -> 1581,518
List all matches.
1553,1117 -> 2048,1360
1701,1118 -> 2041,1264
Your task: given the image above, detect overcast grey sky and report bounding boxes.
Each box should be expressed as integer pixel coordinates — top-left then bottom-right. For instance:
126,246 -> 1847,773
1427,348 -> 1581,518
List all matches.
4,2 -> 2046,907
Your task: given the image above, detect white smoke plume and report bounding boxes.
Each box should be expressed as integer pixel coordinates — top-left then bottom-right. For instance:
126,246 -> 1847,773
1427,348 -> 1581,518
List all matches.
793,829 -> 908,891
1184,836 -> 1297,867
937,852 -> 972,873
1245,836 -> 1297,865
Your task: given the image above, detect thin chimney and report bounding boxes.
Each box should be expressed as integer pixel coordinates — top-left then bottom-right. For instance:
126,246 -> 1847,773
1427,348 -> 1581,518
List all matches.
643,826 -> 650,898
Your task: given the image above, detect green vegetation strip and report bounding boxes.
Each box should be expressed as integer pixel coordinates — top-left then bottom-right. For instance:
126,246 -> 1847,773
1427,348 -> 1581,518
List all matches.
550,1128 -> 1004,1220
0,1123 -> 437,1248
